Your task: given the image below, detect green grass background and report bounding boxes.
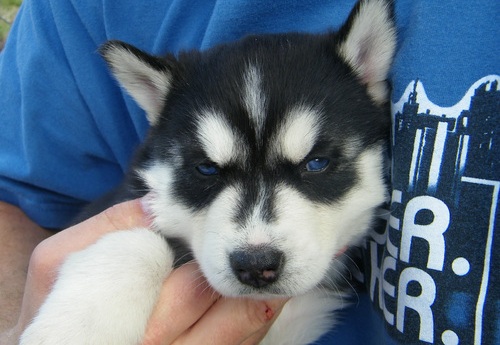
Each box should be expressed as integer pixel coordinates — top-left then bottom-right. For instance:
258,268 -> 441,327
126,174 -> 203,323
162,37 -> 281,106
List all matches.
0,0 -> 22,48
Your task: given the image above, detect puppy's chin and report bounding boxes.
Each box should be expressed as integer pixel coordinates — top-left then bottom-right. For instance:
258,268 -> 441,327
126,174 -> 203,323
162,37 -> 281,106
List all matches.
208,283 -> 302,299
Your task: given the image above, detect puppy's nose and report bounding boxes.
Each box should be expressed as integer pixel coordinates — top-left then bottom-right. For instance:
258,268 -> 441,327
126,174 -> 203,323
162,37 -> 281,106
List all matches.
229,247 -> 284,288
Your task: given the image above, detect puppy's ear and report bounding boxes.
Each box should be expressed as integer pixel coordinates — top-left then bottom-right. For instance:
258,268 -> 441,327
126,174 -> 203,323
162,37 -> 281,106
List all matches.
100,41 -> 176,125
336,0 -> 396,104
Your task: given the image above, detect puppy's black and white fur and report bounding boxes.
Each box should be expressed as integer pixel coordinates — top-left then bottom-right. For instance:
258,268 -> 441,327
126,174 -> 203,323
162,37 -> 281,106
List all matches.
21,1 -> 396,344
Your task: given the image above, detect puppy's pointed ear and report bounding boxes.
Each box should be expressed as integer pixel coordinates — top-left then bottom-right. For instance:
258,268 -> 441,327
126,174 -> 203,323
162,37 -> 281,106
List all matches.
336,0 -> 396,104
99,41 -> 176,125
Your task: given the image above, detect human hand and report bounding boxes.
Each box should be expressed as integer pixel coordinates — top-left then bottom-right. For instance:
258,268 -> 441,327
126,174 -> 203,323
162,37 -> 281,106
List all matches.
13,198 -> 288,344
143,262 -> 288,345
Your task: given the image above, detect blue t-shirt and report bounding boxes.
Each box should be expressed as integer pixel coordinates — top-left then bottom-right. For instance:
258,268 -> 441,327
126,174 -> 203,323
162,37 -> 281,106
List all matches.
0,0 -> 498,343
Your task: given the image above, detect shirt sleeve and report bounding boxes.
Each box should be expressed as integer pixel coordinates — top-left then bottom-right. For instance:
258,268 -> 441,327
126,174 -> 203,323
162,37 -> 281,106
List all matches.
0,0 -> 146,228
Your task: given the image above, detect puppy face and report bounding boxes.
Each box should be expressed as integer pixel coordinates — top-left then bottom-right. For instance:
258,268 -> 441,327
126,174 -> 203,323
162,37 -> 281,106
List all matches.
101,0 -> 395,297
140,112 -> 388,297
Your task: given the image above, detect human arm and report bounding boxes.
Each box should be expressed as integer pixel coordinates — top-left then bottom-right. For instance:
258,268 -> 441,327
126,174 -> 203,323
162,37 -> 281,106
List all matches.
0,202 -> 52,336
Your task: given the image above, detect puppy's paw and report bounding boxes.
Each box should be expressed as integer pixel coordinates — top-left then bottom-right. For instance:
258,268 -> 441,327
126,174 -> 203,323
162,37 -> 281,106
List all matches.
20,228 -> 173,345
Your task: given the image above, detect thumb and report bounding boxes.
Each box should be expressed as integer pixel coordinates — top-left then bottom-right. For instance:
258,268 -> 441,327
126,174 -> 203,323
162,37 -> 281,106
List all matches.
85,197 -> 151,234
38,198 -> 150,264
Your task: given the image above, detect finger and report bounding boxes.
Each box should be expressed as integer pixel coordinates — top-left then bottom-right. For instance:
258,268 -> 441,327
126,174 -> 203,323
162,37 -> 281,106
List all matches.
38,198 -> 149,264
177,296 -> 289,345
240,320 -> 279,345
67,197 -> 150,240
142,263 -> 220,345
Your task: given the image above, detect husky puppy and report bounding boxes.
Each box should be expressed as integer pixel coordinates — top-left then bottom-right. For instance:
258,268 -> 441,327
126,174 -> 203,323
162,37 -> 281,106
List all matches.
20,0 -> 396,344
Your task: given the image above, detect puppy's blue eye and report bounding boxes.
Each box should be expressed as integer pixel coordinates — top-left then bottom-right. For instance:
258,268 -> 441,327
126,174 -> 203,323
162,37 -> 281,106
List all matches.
305,158 -> 329,172
196,163 -> 219,176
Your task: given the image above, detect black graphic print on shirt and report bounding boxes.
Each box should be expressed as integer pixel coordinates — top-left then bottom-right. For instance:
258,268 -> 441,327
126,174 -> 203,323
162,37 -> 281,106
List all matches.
366,76 -> 500,345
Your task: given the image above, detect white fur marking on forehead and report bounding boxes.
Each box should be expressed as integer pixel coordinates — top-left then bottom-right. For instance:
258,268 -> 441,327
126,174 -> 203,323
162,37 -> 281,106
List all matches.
196,110 -> 246,165
243,65 -> 266,139
272,106 -> 322,164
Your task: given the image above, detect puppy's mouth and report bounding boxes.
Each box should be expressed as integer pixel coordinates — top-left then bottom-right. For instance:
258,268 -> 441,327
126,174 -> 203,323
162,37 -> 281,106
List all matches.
201,244 -> 294,297
220,244 -> 352,298
206,247 -> 324,298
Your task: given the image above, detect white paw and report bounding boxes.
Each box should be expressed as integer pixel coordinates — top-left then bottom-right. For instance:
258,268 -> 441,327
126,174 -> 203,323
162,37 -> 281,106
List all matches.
20,228 -> 173,345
